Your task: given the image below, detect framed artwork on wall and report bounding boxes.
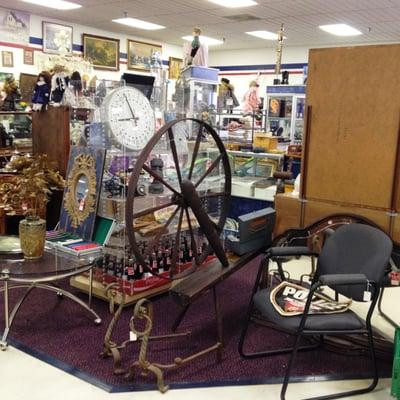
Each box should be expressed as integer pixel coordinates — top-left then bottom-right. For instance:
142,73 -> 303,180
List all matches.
83,34 -> 120,71
42,21 -> 73,56
2,51 -> 13,68
19,73 -> 37,103
127,39 -> 162,72
0,9 -> 30,45
23,49 -> 34,65
168,57 -> 183,79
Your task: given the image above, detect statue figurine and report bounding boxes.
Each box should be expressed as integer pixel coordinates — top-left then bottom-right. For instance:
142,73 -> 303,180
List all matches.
50,64 -> 70,106
1,77 -> 21,111
149,158 -> 164,194
242,80 -> 261,114
183,27 -> 208,67
32,71 -> 51,112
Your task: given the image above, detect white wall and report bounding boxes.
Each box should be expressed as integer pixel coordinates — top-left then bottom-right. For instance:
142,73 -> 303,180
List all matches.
209,46 -> 309,104
0,7 -> 183,82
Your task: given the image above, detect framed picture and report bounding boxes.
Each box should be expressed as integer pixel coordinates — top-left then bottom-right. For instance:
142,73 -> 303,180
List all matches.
2,51 -> 13,68
127,39 -> 162,72
0,9 -> 30,45
43,21 -> 73,56
168,57 -> 183,80
19,73 -> 37,103
83,34 -> 120,71
23,49 -> 34,65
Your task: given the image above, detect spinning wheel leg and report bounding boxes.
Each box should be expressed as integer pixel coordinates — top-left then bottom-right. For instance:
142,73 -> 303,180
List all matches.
213,287 -> 224,362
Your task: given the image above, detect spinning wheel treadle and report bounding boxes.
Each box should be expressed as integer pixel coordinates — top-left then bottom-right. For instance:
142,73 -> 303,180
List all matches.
125,118 -> 231,279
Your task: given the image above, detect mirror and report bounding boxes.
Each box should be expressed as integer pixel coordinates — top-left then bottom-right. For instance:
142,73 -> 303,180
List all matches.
75,174 -> 89,210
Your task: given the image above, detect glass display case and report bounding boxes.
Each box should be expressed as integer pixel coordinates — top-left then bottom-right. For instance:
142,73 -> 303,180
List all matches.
264,85 -> 306,144
228,150 -> 284,201
0,111 -> 32,156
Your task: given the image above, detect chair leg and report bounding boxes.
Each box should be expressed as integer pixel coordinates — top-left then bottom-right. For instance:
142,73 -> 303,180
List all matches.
281,328 -> 379,400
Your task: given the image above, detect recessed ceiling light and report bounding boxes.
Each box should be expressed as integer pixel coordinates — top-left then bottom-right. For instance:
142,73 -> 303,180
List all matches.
246,30 -> 287,40
208,0 -> 257,8
112,17 -> 165,30
319,24 -> 362,36
182,35 -> 224,46
21,0 -> 81,10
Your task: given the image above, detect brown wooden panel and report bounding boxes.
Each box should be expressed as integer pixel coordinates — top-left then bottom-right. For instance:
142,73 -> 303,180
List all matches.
32,107 -> 70,177
305,45 -> 400,210
303,199 -> 391,234
392,215 -> 400,244
273,193 -> 302,236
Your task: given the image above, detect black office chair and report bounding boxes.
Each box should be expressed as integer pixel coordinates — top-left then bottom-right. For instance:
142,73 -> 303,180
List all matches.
239,223 -> 393,400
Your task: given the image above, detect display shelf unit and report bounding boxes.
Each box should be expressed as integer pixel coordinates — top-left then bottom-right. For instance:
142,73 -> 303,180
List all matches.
264,85 -> 306,144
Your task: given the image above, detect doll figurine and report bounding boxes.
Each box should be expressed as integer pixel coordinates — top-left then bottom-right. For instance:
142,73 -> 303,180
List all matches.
218,77 -> 239,113
242,80 -> 261,114
1,77 -> 21,111
50,64 -> 70,106
32,71 -> 51,112
183,27 -> 208,67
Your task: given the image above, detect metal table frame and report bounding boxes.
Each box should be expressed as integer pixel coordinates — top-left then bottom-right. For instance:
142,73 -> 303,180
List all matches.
0,263 -> 101,350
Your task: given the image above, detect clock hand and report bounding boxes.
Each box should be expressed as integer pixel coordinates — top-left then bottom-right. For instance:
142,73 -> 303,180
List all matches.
124,93 -> 139,126
118,117 -> 136,121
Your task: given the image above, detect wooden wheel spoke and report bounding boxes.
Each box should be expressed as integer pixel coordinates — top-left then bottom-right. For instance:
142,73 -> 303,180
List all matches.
170,207 -> 184,277
142,164 -> 181,197
132,200 -> 177,219
143,205 -> 180,258
168,128 -> 183,185
194,154 -> 223,189
184,206 -> 199,265
188,122 -> 204,180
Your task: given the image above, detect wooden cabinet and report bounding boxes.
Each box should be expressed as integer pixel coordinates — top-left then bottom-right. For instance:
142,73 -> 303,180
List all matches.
32,107 -> 70,177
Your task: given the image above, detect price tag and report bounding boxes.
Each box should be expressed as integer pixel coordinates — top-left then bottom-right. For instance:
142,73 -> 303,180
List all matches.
226,97 -> 234,106
363,281 -> 371,302
129,331 -> 137,342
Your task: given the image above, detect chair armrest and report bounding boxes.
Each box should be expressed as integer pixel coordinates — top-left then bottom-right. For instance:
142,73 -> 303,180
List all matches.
267,246 -> 317,258
319,273 -> 369,286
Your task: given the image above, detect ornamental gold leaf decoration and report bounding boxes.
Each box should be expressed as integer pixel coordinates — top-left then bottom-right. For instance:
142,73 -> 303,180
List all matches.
64,154 -> 97,228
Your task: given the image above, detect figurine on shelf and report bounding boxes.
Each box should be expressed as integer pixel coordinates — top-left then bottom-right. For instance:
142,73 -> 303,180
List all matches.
242,80 -> 261,115
281,70 -> 289,85
149,157 -> 164,194
1,77 -> 21,111
183,27 -> 208,67
32,71 -> 51,112
70,71 -> 83,97
217,78 -> 239,113
50,64 -> 70,106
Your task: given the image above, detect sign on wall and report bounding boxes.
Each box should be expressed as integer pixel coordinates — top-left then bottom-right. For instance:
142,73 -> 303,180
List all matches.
0,9 -> 30,45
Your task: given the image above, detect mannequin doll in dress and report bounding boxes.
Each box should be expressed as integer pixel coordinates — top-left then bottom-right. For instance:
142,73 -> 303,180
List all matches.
50,64 -> 70,106
242,80 -> 261,114
32,71 -> 51,112
1,77 -> 21,111
183,27 -> 208,67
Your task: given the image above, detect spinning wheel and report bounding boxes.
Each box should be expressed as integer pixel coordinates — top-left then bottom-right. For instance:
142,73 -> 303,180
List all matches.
125,118 -> 231,279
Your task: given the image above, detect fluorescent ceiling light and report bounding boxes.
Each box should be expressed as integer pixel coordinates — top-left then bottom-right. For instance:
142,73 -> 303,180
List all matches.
182,35 -> 224,46
21,0 -> 81,10
208,0 -> 257,7
246,30 -> 286,40
319,24 -> 362,36
112,17 -> 165,30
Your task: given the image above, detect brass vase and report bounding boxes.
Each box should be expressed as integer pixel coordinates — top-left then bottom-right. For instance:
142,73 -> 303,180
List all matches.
19,216 -> 46,260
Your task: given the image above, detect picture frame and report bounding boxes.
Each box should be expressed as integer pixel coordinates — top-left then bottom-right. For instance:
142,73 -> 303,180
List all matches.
23,49 -> 34,65
127,39 -> 162,72
42,21 -> 73,56
19,73 -> 37,103
168,57 -> 183,80
83,34 -> 120,71
2,51 -> 13,68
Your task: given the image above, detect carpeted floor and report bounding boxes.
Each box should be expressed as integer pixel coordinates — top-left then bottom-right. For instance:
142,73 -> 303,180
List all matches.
0,259 -> 393,392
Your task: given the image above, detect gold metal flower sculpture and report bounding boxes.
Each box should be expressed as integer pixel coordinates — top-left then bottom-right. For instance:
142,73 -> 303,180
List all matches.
0,154 -> 65,217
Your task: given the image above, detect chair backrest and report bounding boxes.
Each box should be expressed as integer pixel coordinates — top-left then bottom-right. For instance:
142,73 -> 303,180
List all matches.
316,224 -> 392,301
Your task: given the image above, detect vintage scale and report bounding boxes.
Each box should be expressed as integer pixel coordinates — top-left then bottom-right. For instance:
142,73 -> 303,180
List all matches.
100,86 -> 233,391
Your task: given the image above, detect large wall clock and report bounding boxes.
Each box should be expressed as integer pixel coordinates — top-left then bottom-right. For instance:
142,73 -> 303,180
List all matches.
102,86 -> 155,151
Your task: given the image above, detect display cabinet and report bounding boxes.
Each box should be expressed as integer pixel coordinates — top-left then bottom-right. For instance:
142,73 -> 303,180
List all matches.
264,85 -> 306,144
0,111 -> 32,160
228,150 -> 284,201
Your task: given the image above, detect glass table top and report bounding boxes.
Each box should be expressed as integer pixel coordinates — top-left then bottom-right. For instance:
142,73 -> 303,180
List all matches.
0,250 -> 97,280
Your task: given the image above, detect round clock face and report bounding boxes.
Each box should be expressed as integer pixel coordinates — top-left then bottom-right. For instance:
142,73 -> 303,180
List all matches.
103,86 -> 155,151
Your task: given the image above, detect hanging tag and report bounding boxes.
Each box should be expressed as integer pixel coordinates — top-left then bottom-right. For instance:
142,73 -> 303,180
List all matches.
129,331 -> 137,341
363,281 -> 372,301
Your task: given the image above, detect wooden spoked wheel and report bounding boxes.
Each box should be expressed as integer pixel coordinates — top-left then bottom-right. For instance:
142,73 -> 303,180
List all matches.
125,118 -> 231,280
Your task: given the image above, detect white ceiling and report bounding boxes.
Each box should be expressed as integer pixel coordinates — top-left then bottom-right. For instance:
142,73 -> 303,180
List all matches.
2,0 -> 400,50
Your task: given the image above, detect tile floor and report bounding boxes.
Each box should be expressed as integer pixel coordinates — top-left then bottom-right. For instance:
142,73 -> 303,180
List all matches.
0,258 -> 398,400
